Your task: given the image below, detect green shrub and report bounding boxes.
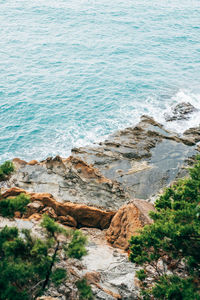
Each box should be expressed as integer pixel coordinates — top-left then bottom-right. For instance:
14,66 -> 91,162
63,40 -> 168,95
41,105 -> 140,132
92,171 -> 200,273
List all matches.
0,226 -> 51,300
67,230 -> 87,259
76,278 -> 93,300
0,193 -> 30,217
51,268 -> 67,286
0,161 -> 14,181
0,215 -> 88,300
129,156 -> 200,299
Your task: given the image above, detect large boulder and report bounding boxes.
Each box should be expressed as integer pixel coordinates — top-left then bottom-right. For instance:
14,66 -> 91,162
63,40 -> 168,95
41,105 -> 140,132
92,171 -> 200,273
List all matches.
106,200 -> 155,250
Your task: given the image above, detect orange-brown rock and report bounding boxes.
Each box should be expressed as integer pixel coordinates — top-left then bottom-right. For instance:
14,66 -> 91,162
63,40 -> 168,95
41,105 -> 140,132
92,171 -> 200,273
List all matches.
2,188 -> 115,229
1,187 -> 26,198
58,215 -> 77,227
84,271 -> 101,284
28,159 -> 38,165
84,272 -> 122,299
14,211 -> 21,218
36,297 -> 59,300
12,158 -> 27,169
28,213 -> 42,221
25,201 -> 44,217
106,199 -> 155,250
42,207 -> 57,219
66,156 -> 112,184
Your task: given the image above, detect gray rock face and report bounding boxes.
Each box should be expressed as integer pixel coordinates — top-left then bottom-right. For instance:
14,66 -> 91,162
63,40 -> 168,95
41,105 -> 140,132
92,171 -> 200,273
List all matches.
7,156 -> 127,210
75,228 -> 139,299
164,102 -> 198,122
72,116 -> 198,200
6,116 -> 199,210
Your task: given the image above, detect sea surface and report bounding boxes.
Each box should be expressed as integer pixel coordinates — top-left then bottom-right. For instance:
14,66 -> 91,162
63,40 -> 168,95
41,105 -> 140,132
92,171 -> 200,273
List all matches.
0,0 -> 200,163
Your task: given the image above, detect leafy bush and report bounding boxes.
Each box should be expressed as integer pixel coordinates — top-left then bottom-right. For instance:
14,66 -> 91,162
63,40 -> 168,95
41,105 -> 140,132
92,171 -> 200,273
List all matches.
0,161 -> 14,181
0,193 -> 30,217
0,215 -> 88,300
76,278 -> 93,300
129,156 -> 200,299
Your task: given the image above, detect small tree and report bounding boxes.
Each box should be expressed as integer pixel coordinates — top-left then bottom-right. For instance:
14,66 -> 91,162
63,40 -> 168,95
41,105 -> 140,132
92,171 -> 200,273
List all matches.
129,156 -> 200,299
0,215 -> 88,299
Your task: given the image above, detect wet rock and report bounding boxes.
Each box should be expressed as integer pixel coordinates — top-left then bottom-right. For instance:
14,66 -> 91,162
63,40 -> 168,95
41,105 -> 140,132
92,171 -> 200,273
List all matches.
164,102 -> 198,122
72,115 -> 198,200
12,158 -> 27,167
106,200 -> 155,250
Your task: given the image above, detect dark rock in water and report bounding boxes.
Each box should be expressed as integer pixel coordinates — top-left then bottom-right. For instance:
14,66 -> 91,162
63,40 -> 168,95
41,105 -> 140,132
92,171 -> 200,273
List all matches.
164,102 -> 198,121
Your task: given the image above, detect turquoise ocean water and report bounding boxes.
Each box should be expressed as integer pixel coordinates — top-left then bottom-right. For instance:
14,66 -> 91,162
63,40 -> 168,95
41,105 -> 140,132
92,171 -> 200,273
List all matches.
0,0 -> 200,163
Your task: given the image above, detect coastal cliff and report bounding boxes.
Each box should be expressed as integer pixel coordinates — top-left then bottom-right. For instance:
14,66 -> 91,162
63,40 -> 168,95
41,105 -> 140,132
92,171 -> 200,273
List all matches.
0,110 -> 200,300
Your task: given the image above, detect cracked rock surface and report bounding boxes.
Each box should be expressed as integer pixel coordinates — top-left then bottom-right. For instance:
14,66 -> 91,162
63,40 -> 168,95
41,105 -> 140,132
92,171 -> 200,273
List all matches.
4,116 -> 199,210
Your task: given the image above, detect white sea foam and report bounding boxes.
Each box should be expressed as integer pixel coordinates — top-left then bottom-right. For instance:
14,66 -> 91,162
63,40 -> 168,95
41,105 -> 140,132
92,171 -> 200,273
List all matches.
157,89 -> 200,133
1,0 -> 200,163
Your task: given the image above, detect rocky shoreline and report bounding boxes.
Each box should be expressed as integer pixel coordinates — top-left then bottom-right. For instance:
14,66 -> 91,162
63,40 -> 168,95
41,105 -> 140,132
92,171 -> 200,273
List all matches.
0,102 -> 200,299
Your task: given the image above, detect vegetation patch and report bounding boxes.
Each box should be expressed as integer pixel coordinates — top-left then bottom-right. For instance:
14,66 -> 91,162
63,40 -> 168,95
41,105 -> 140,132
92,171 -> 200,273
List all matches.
129,156 -> 200,299
76,278 -> 93,300
0,193 -> 30,217
0,215 -> 88,300
0,161 -> 14,181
